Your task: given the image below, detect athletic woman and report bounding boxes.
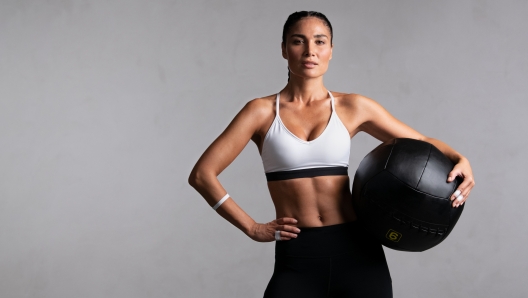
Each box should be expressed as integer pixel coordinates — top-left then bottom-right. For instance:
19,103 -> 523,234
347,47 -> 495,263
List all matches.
188,11 -> 475,298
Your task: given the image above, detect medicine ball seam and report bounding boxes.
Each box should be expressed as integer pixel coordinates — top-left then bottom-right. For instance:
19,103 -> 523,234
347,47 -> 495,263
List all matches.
359,170 -> 450,236
367,197 -> 448,236
382,139 -> 397,170
391,213 -> 447,236
363,177 -> 451,237
415,144 -> 433,189
380,170 -> 450,200
390,210 -> 449,230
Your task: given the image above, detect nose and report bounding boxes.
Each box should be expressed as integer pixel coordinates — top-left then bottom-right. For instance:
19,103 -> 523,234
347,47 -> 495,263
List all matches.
304,41 -> 315,57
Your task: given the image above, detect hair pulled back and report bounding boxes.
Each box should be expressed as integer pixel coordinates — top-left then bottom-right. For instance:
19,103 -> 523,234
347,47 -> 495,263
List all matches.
282,11 -> 333,81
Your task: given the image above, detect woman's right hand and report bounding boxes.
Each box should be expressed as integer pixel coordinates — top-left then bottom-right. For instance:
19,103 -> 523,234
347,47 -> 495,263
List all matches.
248,217 -> 301,242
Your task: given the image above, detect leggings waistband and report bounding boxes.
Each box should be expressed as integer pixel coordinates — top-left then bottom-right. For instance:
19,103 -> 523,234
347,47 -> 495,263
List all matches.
275,221 -> 380,258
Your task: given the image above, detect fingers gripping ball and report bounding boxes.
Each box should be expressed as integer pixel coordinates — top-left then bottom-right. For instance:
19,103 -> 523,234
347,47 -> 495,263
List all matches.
351,138 -> 465,252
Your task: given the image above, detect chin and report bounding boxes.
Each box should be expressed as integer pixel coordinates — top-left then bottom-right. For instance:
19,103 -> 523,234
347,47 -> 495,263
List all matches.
293,69 -> 324,79
301,72 -> 325,79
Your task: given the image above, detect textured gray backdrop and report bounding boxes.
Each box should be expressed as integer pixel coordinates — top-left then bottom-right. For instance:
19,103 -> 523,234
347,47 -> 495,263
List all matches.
1,0 -> 527,297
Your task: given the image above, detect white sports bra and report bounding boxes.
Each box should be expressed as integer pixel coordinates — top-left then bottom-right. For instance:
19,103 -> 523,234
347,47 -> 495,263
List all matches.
261,90 -> 351,181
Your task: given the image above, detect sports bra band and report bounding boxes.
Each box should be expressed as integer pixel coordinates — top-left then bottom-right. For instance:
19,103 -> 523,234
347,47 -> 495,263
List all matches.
265,166 -> 348,181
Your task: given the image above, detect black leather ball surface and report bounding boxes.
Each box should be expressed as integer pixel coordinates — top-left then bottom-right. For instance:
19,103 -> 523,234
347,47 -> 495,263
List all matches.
351,138 -> 464,252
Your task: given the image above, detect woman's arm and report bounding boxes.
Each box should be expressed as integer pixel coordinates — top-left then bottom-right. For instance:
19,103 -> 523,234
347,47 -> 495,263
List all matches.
354,94 -> 475,207
188,98 -> 300,241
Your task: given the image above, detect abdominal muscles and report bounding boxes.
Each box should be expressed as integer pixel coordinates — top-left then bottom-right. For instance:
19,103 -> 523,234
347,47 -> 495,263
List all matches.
267,175 -> 357,228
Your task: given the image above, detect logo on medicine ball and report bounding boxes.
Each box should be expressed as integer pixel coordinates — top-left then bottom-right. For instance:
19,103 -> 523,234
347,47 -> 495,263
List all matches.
386,229 -> 402,242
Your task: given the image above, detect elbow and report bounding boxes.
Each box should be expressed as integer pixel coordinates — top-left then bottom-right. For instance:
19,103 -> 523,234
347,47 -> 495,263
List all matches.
188,168 -> 213,189
188,170 -> 200,188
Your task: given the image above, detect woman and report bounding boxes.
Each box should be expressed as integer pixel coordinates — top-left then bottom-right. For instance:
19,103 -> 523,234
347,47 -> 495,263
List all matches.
188,11 -> 475,298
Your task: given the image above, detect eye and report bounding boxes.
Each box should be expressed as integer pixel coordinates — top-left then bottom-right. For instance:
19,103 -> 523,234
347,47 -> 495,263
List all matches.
292,39 -> 303,44
316,40 -> 325,45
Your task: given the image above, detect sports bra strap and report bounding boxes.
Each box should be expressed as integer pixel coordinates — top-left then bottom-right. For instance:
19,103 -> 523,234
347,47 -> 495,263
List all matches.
276,92 -> 280,113
329,90 -> 335,111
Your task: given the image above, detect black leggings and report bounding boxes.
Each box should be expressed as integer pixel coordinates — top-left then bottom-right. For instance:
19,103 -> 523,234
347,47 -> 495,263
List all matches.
264,221 -> 393,298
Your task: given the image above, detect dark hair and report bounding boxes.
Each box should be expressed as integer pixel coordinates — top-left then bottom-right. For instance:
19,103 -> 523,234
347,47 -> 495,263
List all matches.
282,11 -> 333,81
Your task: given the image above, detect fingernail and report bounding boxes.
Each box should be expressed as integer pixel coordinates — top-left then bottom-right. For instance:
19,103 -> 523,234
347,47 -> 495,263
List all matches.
293,219 -> 298,223
296,229 -> 301,233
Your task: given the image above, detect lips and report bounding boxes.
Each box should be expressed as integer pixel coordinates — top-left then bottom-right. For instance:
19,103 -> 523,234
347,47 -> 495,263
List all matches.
302,61 -> 318,68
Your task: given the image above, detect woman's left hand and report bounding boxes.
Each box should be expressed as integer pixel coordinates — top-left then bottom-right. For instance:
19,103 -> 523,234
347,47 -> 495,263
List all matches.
447,157 -> 475,207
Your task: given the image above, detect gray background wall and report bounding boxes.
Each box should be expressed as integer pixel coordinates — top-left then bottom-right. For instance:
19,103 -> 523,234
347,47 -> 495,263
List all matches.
1,0 -> 526,297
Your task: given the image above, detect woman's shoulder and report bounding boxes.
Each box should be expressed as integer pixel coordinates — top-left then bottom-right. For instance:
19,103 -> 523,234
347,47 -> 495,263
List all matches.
248,93 -> 276,105
331,91 -> 372,108
235,94 -> 276,122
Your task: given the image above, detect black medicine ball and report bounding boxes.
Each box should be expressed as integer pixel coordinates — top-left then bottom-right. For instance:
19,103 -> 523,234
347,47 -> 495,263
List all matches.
351,138 -> 464,252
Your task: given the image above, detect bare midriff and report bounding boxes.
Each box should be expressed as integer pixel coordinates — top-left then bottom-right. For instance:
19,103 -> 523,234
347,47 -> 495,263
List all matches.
267,175 -> 357,228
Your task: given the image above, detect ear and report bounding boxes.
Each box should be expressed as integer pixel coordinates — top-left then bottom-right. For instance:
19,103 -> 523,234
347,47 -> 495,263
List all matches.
329,43 -> 333,60
281,42 -> 288,60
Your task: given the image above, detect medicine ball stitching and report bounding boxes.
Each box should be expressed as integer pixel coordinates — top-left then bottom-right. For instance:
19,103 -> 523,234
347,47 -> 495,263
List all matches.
362,171 -> 455,238
414,144 -> 433,189
391,213 -> 446,236
367,196 -> 443,235
381,139 -> 397,170
367,196 -> 448,237
366,169 -> 455,200
384,138 -> 459,195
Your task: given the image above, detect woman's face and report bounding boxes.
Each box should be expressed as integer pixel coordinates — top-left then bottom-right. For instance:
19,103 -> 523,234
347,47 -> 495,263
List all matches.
282,17 -> 333,80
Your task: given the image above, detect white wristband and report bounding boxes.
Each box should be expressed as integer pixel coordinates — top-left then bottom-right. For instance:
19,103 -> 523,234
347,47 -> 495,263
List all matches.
213,193 -> 230,210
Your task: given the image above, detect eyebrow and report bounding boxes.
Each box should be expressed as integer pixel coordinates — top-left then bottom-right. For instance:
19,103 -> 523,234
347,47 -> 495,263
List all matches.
290,33 -> 329,39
